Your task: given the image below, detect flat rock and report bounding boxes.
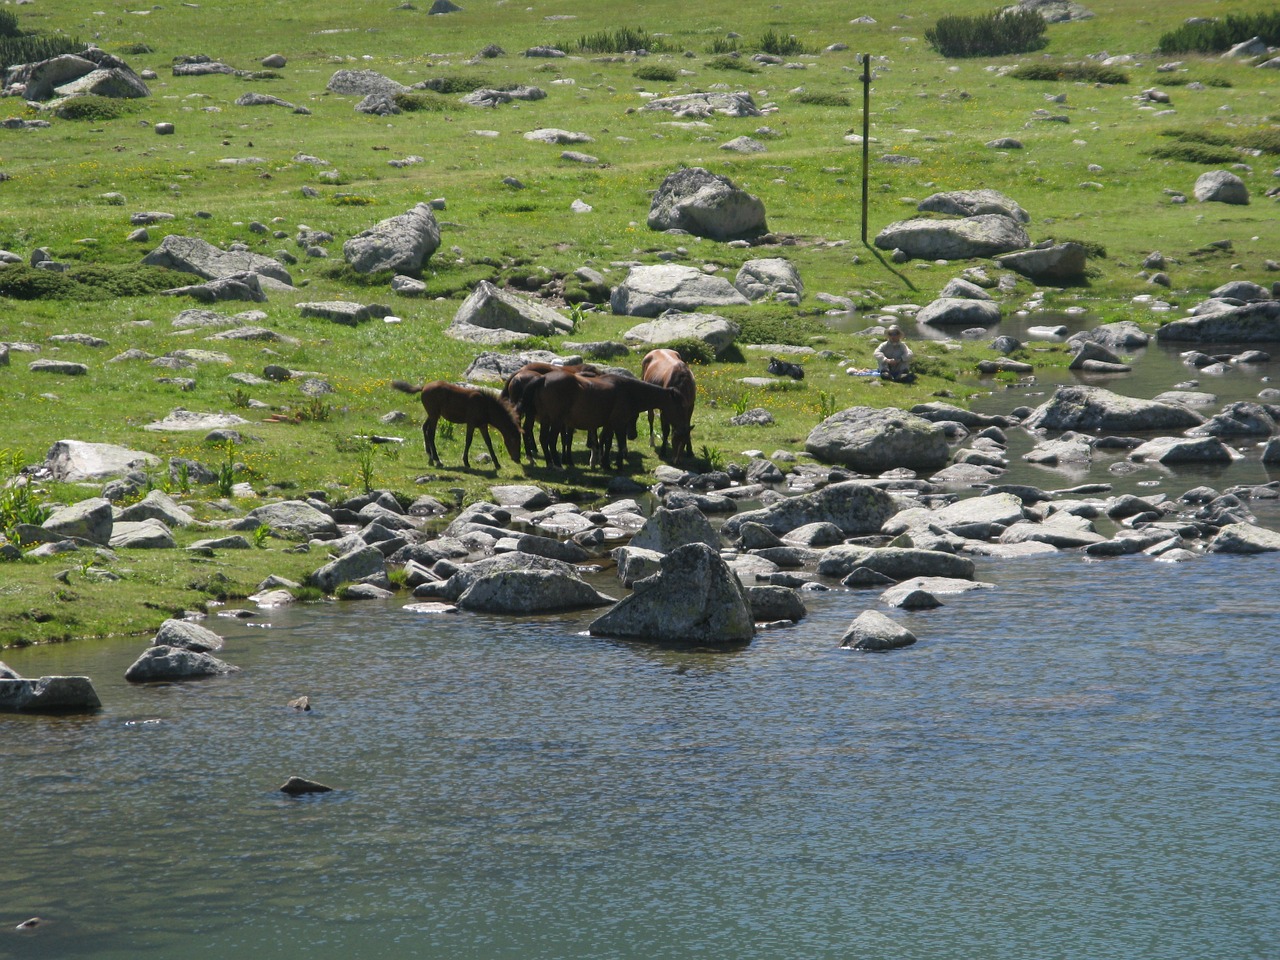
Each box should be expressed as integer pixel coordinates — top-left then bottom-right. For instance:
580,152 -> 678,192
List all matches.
44,440 -> 159,482
1023,385 -> 1205,432
612,264 -> 750,318
874,214 -> 1030,261
807,407 -> 949,473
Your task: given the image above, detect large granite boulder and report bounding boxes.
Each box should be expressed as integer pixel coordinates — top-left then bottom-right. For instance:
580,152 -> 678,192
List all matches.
622,311 -> 742,356
1194,170 -> 1248,205
722,480 -> 901,538
0,675 -> 102,713
917,297 -> 1002,326
326,69 -> 408,97
1208,522 -> 1280,553
1187,401 -> 1277,438
1156,300 -> 1280,343
124,645 -> 239,682
628,505 -> 721,553
109,518 -> 176,549
817,545 -> 975,581
426,554 -> 585,602
8,53 -> 97,100
343,203 -> 441,275
54,66 -> 149,99
448,281 -> 573,340
612,264 -> 751,317
1022,385 -> 1206,432
244,500 -> 340,539
839,610 -> 917,651
874,215 -> 1030,260
143,235 -> 293,285
589,543 -> 754,648
44,440 -> 160,482
995,242 -> 1087,284
455,568 -> 614,613
646,167 -> 768,240
733,258 -> 803,302
917,189 -> 1029,223
309,545 -> 387,593
152,618 -> 225,652
117,489 -> 194,528
42,498 -> 113,545
806,407 -> 950,473
1128,436 -> 1238,464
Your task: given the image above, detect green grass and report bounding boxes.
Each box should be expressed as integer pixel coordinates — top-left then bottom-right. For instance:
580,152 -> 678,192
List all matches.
0,0 -> 1276,645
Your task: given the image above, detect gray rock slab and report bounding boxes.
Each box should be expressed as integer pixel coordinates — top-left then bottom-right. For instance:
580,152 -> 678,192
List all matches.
612,264 -> 750,318
125,645 -> 239,682
874,214 -> 1030,260
44,440 -> 160,482
0,676 -> 102,713
839,610 -> 917,651
343,203 -> 441,274
143,235 -> 293,285
1023,385 -> 1205,432
806,407 -> 949,473
722,480 -> 900,538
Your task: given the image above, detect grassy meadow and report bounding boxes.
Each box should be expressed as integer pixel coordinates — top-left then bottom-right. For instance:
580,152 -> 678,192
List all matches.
0,0 -> 1277,644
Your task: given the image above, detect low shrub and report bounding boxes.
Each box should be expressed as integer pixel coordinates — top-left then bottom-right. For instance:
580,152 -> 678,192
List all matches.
1148,142 -> 1240,164
1007,61 -> 1129,84
54,94 -> 133,121
392,91 -> 450,112
0,9 -> 21,38
655,338 -> 716,365
118,41 -> 153,54
721,305 -> 824,347
1237,128 -> 1280,154
707,54 -> 757,73
634,64 -> 678,82
759,30 -> 808,57
1157,10 -> 1280,53
68,264 -> 185,298
792,91 -> 852,107
575,27 -> 668,54
1158,128 -> 1233,147
706,37 -> 739,55
926,8 -> 1047,58
0,35 -> 85,74
416,75 -> 490,93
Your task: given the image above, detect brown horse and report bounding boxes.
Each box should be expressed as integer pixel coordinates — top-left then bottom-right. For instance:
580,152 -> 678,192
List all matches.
641,348 -> 696,462
523,370 -> 686,470
500,361 -> 599,462
391,380 -> 522,470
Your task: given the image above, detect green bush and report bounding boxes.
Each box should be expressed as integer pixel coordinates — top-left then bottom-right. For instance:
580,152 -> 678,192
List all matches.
720,305 -> 824,347
1008,61 -> 1129,84
118,41 -> 153,54
392,91 -> 451,112
0,264 -> 184,300
634,64 -> 678,82
1238,128 -> 1280,154
575,27 -> 668,54
759,30 -> 808,57
54,95 -> 133,121
1158,127 -> 1233,147
655,338 -> 716,365
706,37 -> 739,55
792,91 -> 852,107
1157,10 -> 1280,53
925,8 -> 1047,58
0,9 -> 20,39
416,75 -> 490,93
707,54 -> 757,73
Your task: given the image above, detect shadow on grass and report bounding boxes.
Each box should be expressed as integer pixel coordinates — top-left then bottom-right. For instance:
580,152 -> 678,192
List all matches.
864,243 -> 919,293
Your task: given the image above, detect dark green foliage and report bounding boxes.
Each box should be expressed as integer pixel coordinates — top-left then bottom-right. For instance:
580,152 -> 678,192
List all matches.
417,75 -> 491,93
1238,128 -> 1280,154
925,9 -> 1047,58
759,30 -> 808,57
392,91 -> 450,112
0,35 -> 85,75
0,264 -> 182,300
706,37 -> 739,55
54,95 -> 133,121
1051,237 -> 1107,259
1149,142 -> 1239,164
1008,61 -> 1129,84
719,305 -> 824,347
0,9 -> 20,38
1158,127 -> 1233,147
118,41 -> 153,54
633,64 -> 678,82
707,54 -> 757,73
655,337 -> 716,366
1157,10 -> 1280,53
241,70 -> 282,81
574,27 -> 668,54
792,91 -> 852,107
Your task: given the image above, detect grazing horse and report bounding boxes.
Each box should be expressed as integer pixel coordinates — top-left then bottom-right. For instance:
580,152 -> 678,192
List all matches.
391,380 -> 522,470
641,348 -> 696,462
522,371 -> 686,470
767,356 -> 805,380
500,361 -> 599,461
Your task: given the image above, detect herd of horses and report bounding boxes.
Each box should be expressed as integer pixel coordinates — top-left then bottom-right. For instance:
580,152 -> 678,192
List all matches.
390,348 -> 696,472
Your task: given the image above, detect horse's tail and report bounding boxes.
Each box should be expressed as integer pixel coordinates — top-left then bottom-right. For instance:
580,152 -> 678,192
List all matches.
390,380 -> 422,396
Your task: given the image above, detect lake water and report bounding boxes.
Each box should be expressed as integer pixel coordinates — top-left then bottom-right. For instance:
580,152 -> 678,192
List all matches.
4,306 -> 1279,958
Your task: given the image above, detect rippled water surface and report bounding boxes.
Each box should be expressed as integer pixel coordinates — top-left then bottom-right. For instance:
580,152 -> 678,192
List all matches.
4,551 -> 1278,959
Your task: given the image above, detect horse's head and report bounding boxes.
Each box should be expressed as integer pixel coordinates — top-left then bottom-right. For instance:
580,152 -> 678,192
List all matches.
497,398 -> 524,463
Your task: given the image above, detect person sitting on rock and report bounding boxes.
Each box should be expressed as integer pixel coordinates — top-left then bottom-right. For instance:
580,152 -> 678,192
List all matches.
874,324 -> 914,382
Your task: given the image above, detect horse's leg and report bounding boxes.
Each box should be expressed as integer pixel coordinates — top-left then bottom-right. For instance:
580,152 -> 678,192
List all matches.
479,425 -> 501,469
462,424 -> 475,469
648,410 -> 656,447
562,428 -> 575,469
426,416 -> 443,467
539,421 -> 556,468
522,410 -> 537,462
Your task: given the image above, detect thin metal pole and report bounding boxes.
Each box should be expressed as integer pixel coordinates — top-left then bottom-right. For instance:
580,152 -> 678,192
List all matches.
861,53 -> 871,245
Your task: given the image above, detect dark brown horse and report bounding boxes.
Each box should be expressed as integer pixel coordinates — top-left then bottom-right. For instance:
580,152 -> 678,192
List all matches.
500,361 -> 599,462
522,370 -> 686,470
641,348 -> 696,462
391,380 -> 522,470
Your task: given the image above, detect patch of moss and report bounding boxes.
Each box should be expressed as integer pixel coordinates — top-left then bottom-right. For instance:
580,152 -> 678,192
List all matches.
54,95 -> 134,121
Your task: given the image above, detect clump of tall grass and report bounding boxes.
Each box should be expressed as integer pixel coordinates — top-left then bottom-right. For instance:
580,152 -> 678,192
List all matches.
925,9 -> 1047,58
707,54 -> 758,73
574,27 -> 668,54
634,64 -> 678,82
759,30 -> 809,57
1008,61 -> 1129,84
792,91 -> 852,107
1157,10 -> 1280,53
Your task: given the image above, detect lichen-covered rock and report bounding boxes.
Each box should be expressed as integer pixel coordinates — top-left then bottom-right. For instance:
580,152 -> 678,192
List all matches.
917,188 -> 1029,222
124,645 -> 239,682
1022,385 -> 1205,432
455,568 -> 614,613
874,215 -> 1029,260
1193,170 -> 1248,205
142,235 -> 293,285
45,440 -> 160,482
622,311 -> 742,355
589,543 -> 754,648
342,203 -> 441,275
628,505 -> 721,554
1208,522 -> 1280,553
613,264 -> 751,318
244,501 -> 339,539
995,242 -> 1087,284
917,297 -> 1002,327
806,407 -> 950,473
42,497 -> 113,545
309,545 -> 386,593
449,281 -> 573,338
733,258 -> 803,302
1156,300 -> 1280,343
722,480 -> 901,538
744,584 -> 806,622
646,166 -> 768,240
152,618 -> 225,653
